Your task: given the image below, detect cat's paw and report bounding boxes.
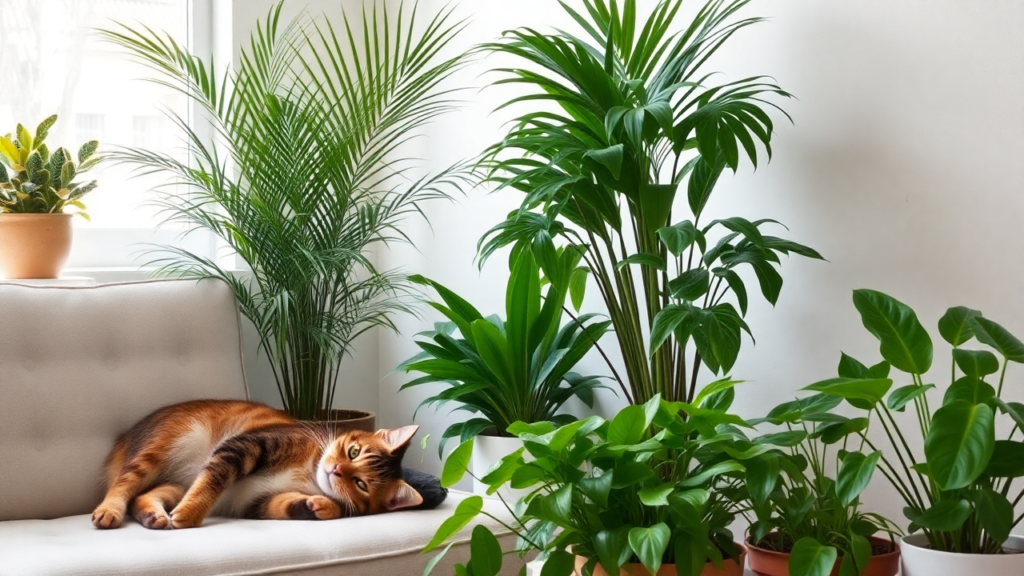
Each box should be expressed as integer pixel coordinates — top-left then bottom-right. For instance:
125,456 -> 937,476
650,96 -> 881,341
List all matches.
91,506 -> 124,529
306,495 -> 340,520
139,510 -> 172,530
169,507 -> 203,529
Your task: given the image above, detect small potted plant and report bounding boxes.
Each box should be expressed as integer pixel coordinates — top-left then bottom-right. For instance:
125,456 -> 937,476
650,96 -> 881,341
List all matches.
744,393 -> 901,576
399,245 -> 609,495
0,115 -> 101,279
422,394 -> 761,576
803,289 -> 1024,575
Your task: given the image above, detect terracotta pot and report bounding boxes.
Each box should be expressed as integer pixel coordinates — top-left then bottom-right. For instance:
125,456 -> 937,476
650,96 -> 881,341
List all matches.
746,535 -> 899,576
901,533 -> 1024,576
574,544 -> 746,576
0,213 -> 74,279
301,409 -> 376,433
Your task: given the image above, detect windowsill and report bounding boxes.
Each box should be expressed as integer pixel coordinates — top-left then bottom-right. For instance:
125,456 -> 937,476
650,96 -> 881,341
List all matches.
62,267 -> 249,283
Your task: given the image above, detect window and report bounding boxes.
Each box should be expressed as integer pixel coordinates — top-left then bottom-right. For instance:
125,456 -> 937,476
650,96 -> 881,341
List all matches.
0,0 -> 220,268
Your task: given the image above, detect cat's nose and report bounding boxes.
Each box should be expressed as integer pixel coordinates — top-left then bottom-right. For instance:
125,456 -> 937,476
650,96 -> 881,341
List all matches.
325,464 -> 338,475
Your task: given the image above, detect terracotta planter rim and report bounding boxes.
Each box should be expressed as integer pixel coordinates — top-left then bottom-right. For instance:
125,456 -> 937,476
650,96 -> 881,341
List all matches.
304,408 -> 375,422
746,533 -> 900,559
0,212 -> 74,219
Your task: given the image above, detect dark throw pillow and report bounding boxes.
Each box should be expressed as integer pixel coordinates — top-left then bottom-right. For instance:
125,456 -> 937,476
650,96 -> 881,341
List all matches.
402,468 -> 448,510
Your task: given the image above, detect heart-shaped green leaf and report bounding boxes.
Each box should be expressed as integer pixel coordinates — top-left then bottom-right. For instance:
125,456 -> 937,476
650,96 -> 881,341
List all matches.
836,451 -> 881,506
852,289 -> 933,375
629,523 -> 671,575
904,499 -> 971,532
788,538 -> 837,576
925,400 -> 995,490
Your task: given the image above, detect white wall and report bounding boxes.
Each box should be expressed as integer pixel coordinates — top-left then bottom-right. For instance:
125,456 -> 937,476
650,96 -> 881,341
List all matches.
229,0 -> 1024,518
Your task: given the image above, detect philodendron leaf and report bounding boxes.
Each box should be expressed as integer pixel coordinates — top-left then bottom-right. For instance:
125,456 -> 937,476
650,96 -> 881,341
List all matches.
887,383 -> 936,412
969,316 -> 1024,363
925,400 -> 995,490
469,525 -> 502,576
788,538 -> 837,576
593,527 -> 632,575
850,533 -> 872,573
628,523 -> 671,575
985,440 -> 1024,477
952,348 -> 1000,378
441,439 -> 474,488
938,306 -> 982,347
942,377 -> 995,406
540,549 -> 575,576
970,488 -> 1014,545
669,268 -> 711,301
639,483 -> 675,507
423,496 -> 483,551
904,499 -> 971,532
745,454 -> 779,505
803,377 -> 892,407
852,289 -> 933,375
836,451 -> 881,506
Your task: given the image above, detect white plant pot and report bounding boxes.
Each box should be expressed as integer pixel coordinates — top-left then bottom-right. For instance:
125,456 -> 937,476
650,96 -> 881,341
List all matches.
471,433 -> 526,499
901,533 -> 1024,576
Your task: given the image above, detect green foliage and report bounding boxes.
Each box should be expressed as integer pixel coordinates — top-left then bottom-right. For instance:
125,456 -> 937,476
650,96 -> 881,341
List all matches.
806,289 -> 1024,554
99,2 -> 469,419
475,0 -> 822,406
0,114 -> 101,217
400,247 -> 610,455
424,397 -> 759,576
744,396 -> 899,576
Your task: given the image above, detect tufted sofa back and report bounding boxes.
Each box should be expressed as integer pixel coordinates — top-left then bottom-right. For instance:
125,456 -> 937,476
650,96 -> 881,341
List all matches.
0,279 -> 249,521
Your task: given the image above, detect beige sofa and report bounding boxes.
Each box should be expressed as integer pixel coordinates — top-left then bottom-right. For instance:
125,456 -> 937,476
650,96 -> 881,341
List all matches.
0,279 -> 520,575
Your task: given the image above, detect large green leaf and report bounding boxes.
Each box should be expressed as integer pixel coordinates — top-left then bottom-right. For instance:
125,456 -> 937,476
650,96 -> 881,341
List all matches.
984,440 -> 1024,477
608,404 -> 648,445
852,289 -> 933,374
539,549 -> 575,576
970,316 -> 1024,363
628,523 -> 671,575
836,451 -> 881,506
952,348 -> 1000,378
970,488 -> 1014,545
803,377 -> 893,407
887,383 -> 936,412
593,527 -> 632,575
469,525 -> 503,576
788,538 -> 837,576
441,439 -> 474,488
904,499 -> 971,532
924,400 -> 995,490
745,454 -> 779,505
938,306 -> 982,346
424,496 -> 483,551
669,268 -> 711,301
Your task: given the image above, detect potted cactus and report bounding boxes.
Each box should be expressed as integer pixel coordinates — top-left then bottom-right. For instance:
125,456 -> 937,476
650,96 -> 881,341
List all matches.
0,114 -> 101,279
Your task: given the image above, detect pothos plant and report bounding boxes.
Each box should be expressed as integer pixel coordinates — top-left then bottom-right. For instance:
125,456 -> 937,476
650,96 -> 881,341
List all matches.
745,393 -> 900,576
423,393 -> 770,576
0,115 -> 101,217
800,289 -> 1024,554
477,0 -> 823,407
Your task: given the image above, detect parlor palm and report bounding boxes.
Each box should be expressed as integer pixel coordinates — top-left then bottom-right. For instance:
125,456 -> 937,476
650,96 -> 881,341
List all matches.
100,2 -> 469,419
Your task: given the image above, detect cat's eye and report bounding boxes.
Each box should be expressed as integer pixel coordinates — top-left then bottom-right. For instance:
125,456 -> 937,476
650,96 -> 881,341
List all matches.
354,478 -> 368,492
347,445 -> 359,459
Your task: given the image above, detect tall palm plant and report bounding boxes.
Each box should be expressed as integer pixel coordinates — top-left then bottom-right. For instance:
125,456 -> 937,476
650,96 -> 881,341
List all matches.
478,0 -> 822,405
101,2 -> 469,419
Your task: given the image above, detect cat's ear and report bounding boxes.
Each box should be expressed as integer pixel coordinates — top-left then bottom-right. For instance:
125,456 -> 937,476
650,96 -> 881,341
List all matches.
385,481 -> 423,511
376,425 -> 418,452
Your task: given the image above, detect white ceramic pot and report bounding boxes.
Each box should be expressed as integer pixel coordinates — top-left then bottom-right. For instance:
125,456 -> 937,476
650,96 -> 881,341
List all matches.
471,433 -> 526,498
900,533 -> 1024,576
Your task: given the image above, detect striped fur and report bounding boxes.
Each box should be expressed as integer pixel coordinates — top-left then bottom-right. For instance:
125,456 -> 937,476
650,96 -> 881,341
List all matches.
91,400 -> 422,530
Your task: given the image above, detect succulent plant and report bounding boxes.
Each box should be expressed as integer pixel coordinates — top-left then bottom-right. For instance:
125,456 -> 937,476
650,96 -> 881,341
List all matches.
0,114 -> 102,218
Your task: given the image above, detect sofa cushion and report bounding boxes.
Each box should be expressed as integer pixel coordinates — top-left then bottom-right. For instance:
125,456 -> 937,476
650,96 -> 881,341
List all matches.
0,491 -> 522,576
0,280 -> 249,521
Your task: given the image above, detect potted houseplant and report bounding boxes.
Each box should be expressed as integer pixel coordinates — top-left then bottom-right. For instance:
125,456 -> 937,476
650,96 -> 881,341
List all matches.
399,245 -> 610,495
423,395 -> 760,576
0,115 -> 101,279
800,289 -> 1024,575
743,393 -> 901,576
100,2 -> 469,422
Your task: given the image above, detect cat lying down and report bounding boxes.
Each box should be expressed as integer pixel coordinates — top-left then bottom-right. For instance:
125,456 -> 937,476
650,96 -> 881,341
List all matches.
92,400 -> 434,529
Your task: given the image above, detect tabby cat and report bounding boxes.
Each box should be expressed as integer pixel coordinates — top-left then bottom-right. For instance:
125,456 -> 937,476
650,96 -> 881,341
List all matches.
91,400 -> 423,530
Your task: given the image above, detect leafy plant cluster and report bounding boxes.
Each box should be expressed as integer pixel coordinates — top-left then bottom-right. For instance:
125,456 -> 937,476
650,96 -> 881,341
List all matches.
400,245 -> 610,455
425,392 -> 773,576
745,391 -> 900,576
101,1 -> 470,419
0,115 -> 101,217
797,289 -> 1024,554
476,0 -> 822,408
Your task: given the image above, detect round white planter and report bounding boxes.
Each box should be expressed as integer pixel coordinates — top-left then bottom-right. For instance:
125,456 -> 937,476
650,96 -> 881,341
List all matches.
471,433 -> 526,499
901,533 -> 1024,576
